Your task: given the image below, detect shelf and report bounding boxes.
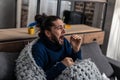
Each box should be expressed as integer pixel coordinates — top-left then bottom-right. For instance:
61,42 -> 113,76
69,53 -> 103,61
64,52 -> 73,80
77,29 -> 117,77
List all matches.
60,0 -> 107,3
56,0 -> 106,16
0,25 -> 104,52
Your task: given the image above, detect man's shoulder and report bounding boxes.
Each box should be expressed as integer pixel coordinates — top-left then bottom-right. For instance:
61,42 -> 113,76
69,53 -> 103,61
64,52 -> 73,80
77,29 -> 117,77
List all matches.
32,39 -> 45,49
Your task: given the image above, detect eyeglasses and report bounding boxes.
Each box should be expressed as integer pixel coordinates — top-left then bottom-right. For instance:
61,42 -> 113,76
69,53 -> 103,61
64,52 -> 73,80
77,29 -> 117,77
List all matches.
53,25 -> 65,30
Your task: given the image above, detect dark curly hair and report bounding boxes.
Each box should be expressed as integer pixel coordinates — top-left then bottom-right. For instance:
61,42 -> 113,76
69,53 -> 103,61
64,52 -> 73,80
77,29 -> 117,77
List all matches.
35,14 -> 61,37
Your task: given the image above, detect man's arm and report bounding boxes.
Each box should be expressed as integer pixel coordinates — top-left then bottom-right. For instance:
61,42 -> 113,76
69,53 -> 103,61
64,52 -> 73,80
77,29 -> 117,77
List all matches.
70,35 -> 82,60
32,44 -> 66,80
71,49 -> 82,61
64,38 -> 82,61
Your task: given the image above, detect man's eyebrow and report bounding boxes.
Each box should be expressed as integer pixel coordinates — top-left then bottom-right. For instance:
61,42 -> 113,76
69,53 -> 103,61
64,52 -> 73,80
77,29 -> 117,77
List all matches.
53,23 -> 65,26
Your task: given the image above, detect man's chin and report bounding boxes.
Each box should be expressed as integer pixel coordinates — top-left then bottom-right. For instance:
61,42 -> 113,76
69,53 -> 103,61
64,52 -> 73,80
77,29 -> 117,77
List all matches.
59,41 -> 64,45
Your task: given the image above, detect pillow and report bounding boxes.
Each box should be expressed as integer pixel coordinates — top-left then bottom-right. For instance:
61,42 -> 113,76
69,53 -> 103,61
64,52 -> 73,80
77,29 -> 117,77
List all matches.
55,59 -> 103,80
81,42 -> 114,77
0,52 -> 19,80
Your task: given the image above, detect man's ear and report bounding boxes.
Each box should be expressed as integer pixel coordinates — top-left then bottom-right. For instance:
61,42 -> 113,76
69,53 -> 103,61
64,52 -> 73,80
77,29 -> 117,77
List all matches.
45,30 -> 51,38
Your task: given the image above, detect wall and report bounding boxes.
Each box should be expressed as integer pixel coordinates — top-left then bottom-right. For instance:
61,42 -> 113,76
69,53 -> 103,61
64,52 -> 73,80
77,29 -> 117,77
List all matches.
107,0 -> 120,61
0,0 -> 16,28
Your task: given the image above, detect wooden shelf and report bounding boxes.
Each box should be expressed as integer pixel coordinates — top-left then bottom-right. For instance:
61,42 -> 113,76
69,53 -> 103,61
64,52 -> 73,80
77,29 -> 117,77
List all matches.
65,24 -> 104,45
0,24 -> 104,52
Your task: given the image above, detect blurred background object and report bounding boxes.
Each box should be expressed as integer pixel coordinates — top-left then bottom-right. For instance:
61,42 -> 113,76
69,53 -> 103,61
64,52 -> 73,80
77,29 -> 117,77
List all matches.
0,0 -> 16,29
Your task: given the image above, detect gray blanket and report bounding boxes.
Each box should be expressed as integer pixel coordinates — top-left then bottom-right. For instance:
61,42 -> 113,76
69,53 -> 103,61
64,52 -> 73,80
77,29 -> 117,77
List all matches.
16,39 -> 107,80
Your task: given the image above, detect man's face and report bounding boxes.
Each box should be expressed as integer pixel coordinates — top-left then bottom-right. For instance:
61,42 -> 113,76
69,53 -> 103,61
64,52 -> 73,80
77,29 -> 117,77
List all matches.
48,19 -> 66,45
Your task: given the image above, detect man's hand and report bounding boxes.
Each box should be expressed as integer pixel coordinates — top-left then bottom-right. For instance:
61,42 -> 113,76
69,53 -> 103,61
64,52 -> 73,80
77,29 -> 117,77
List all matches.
70,34 -> 82,53
61,57 -> 74,67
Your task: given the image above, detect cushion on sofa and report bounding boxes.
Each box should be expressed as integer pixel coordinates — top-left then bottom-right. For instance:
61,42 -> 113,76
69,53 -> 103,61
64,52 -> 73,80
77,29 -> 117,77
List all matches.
81,42 -> 114,77
0,52 -> 19,80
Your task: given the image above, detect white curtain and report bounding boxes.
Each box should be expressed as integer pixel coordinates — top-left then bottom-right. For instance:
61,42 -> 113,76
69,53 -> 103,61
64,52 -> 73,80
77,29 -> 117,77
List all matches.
26,0 -> 71,27
107,0 -> 120,61
40,0 -> 71,17
60,1 -> 71,18
27,0 -> 37,26
40,0 -> 49,15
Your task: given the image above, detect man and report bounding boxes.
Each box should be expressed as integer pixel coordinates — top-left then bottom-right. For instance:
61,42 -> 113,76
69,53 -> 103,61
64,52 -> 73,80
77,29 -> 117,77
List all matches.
32,15 -> 82,80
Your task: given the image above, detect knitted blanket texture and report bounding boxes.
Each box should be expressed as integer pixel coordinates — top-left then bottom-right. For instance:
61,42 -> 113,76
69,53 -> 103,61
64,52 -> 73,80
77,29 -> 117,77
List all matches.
16,39 -> 106,80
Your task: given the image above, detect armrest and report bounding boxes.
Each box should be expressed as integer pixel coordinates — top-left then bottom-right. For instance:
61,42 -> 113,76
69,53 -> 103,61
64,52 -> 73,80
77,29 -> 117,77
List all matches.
106,57 -> 120,79
81,42 -> 114,77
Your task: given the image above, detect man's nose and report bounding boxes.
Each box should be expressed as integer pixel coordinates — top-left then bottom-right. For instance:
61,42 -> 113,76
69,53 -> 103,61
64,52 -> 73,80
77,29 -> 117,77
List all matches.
62,28 -> 65,34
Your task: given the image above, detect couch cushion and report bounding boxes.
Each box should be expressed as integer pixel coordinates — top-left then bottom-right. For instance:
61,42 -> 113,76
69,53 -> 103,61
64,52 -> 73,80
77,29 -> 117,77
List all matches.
81,42 -> 114,77
0,52 -> 19,80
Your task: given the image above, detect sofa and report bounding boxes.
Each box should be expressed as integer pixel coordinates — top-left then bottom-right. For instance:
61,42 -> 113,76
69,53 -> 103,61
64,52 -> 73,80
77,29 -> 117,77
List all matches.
0,42 -> 120,80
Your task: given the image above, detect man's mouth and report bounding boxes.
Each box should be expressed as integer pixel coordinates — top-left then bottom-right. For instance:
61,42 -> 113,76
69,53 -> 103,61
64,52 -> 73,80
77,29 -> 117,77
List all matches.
59,35 -> 64,42
60,35 -> 64,39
